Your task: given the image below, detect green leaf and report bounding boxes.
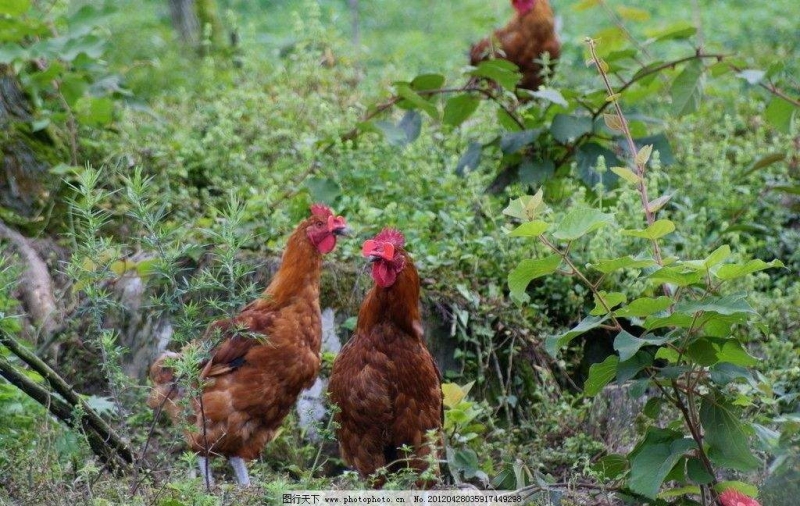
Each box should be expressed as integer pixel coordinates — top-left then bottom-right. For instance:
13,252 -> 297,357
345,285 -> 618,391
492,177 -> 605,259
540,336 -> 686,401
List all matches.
0,0 -> 30,16
508,255 -> 561,301
614,331 -> 669,362
715,259 -> 784,281
545,315 -> 608,357
714,481 -> 759,499
614,296 -> 672,318
443,95 -> 480,127
617,352 -> 653,382
305,177 -> 341,204
590,255 -> 657,274
584,355 -> 618,396
509,220 -> 549,237
503,189 -> 545,221
648,266 -> 703,287
738,152 -> 787,180
471,59 -> 522,91
518,158 -> 555,187
552,208 -> 615,241
610,166 -> 640,184
529,87 -> 567,107
590,291 -> 626,316
75,96 -> 114,127
621,219 -> 675,240
716,339 -> 758,367
455,142 -> 482,176
634,144 -> 653,166
676,294 -> 756,316
647,194 -> 672,213
500,129 -> 540,154
628,428 -> 696,499
700,395 -> 760,471
592,454 -> 628,480
395,83 -> 438,119
671,60 -> 704,116
647,21 -> 697,42
686,458 -> 714,485
411,73 -> 445,91
765,96 -> 796,134
550,114 -> 593,143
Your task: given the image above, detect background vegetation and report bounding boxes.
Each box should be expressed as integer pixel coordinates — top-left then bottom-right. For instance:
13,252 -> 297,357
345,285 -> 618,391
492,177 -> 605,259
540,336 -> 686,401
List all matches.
0,0 -> 797,504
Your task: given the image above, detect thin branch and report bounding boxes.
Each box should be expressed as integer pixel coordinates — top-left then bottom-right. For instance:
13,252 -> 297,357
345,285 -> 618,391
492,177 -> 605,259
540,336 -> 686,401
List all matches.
0,353 -> 131,472
0,328 -> 134,466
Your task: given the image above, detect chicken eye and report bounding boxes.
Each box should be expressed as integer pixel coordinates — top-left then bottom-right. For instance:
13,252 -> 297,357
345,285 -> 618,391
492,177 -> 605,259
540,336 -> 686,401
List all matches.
316,221 -> 325,228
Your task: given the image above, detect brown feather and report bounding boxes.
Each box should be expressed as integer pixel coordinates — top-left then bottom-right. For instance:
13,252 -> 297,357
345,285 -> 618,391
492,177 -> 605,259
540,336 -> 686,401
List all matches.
148,214 -> 330,460
470,0 -> 560,91
329,248 -> 443,488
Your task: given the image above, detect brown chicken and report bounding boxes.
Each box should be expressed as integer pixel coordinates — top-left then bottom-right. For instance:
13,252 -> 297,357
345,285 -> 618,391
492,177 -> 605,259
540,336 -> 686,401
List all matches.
328,229 -> 442,488
470,0 -> 561,92
147,204 -> 349,487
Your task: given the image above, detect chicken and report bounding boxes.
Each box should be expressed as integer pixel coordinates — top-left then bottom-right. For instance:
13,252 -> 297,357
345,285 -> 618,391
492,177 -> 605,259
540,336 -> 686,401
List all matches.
470,0 -> 561,92
147,204 -> 349,487
328,229 -> 443,488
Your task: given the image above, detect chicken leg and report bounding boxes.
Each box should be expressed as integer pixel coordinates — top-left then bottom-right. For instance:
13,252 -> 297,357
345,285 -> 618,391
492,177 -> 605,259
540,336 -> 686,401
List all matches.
229,457 -> 251,486
198,456 -> 214,488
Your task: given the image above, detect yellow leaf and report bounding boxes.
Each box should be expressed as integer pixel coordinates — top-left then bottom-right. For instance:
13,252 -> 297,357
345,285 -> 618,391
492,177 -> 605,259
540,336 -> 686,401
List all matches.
603,113 -> 625,132
611,166 -> 641,184
616,6 -> 650,21
635,144 -> 653,166
574,0 -> 600,11
442,381 -> 475,408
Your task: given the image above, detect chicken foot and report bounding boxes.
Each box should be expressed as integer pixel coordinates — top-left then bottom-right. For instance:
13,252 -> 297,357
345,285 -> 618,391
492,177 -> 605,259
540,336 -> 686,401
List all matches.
197,456 -> 215,489
229,457 -> 251,486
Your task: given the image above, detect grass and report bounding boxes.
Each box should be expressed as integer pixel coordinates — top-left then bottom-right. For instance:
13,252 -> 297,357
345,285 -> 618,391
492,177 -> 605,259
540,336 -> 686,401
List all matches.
0,0 -> 798,503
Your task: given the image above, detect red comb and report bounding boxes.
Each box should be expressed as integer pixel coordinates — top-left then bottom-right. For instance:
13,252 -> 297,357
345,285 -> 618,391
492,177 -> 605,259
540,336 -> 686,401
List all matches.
310,203 -> 333,219
373,228 -> 405,248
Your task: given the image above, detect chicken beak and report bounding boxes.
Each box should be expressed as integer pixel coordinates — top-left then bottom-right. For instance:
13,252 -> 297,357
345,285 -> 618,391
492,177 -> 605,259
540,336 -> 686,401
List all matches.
367,254 -> 382,263
332,225 -> 352,237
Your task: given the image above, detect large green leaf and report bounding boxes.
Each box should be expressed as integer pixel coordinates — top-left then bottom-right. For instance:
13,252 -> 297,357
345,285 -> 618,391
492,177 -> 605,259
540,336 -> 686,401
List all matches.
503,190 -> 545,221
700,395 -> 759,471
715,259 -> 784,281
676,294 -> 756,316
614,296 -> 672,318
550,114 -> 593,143
508,221 -> 549,237
621,219 -> 675,240
590,255 -> 657,274
584,355 -> 619,396
395,83 -> 438,119
765,96 -> 796,133
552,208 -> 615,241
614,331 -> 670,361
508,255 -> 561,301
411,73 -> 445,91
628,428 -> 696,499
671,60 -> 704,116
545,315 -> 608,357
471,59 -> 521,91
443,94 -> 480,127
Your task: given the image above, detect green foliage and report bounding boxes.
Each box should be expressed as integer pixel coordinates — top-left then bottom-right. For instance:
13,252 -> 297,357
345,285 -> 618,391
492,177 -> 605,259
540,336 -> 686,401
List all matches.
0,0 -> 798,503
503,36 -> 791,501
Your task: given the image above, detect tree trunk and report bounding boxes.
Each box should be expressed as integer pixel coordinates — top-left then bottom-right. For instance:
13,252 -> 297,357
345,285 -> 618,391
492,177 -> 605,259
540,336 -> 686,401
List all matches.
168,0 -> 200,46
0,65 -> 59,222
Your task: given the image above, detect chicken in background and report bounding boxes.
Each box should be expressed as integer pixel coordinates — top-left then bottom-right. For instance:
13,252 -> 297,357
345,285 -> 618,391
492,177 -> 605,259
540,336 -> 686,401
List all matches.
147,204 -> 349,487
328,229 -> 443,488
470,0 -> 561,92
